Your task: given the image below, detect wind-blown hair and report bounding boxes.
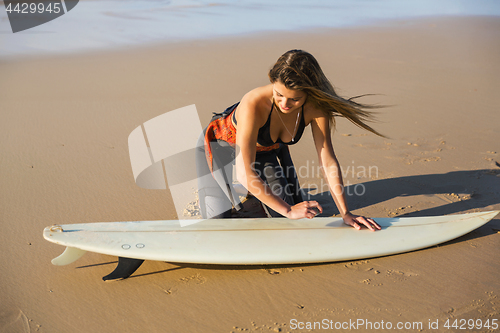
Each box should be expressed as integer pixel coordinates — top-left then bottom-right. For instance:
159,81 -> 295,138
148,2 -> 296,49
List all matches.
268,49 -> 384,137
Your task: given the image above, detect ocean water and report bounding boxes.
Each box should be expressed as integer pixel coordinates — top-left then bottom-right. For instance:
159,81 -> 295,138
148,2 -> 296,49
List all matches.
1,0 -> 499,59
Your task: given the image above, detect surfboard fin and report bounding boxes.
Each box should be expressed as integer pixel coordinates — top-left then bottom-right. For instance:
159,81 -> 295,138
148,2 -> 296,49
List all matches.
51,246 -> 87,266
102,257 -> 144,281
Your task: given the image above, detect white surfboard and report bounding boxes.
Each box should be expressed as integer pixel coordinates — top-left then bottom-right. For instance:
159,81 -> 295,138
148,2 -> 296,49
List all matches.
44,211 -> 498,267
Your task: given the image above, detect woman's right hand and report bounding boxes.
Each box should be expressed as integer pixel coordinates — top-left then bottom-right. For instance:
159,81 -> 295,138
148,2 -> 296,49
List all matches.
286,201 -> 323,219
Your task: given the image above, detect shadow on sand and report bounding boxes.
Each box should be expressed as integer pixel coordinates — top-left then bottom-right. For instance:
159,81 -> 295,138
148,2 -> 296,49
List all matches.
306,168 -> 500,218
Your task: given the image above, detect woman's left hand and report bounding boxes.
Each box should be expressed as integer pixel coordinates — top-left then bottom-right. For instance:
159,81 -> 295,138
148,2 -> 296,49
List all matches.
343,212 -> 381,231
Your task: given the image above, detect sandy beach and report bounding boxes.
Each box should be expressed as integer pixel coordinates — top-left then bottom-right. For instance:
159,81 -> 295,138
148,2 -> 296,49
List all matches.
1,15 -> 499,333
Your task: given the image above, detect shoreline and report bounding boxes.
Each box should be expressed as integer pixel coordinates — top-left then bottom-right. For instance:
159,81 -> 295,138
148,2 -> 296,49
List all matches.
1,14 -> 499,62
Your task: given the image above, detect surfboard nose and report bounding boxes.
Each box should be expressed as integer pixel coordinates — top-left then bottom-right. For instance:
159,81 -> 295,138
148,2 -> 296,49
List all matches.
474,210 -> 499,223
43,225 -> 62,241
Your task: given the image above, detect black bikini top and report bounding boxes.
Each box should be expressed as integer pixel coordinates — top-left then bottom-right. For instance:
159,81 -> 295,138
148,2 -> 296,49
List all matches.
231,101 -> 306,147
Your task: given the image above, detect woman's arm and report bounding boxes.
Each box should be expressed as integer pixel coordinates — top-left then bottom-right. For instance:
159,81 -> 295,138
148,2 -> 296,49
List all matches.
235,92 -> 321,219
311,113 -> 381,231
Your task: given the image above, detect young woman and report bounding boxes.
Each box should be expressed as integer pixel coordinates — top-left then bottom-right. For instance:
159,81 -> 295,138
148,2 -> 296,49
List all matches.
196,49 -> 382,231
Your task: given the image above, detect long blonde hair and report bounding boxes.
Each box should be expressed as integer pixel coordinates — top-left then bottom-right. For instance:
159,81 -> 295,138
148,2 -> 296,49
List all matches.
268,49 -> 385,137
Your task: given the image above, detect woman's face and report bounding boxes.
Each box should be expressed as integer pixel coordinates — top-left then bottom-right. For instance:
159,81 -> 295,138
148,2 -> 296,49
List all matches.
272,81 -> 307,114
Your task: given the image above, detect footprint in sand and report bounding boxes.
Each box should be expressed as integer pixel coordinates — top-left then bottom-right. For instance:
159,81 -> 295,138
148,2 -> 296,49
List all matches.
0,309 -> 30,333
344,260 -> 370,270
385,269 -> 419,282
232,321 -> 287,333
386,205 -> 415,217
360,278 -> 383,286
179,273 -> 207,284
264,268 -> 295,275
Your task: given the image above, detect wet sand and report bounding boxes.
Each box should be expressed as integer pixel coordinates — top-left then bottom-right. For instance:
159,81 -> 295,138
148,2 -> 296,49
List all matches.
1,16 -> 499,333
